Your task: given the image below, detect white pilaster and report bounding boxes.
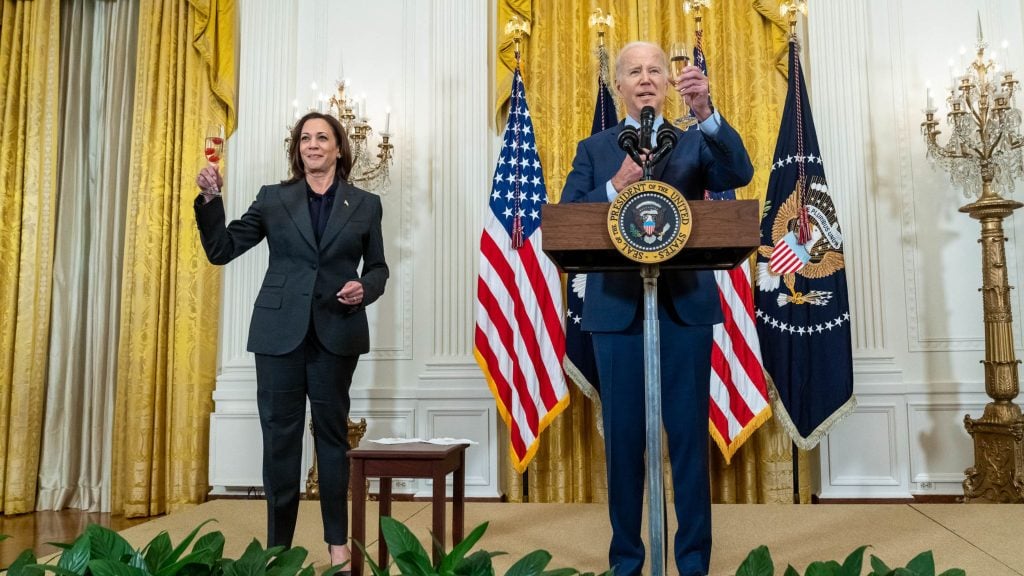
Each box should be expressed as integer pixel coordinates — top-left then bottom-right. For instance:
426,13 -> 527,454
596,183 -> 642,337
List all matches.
428,0 -> 489,363
217,0 -> 295,395
208,0 -> 298,492
806,3 -> 891,364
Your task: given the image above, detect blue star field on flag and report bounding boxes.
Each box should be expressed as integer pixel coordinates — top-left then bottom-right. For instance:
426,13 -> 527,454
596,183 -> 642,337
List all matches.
490,67 -> 547,247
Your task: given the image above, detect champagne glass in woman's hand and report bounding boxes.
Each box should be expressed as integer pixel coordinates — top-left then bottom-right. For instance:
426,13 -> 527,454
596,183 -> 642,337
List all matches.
202,125 -> 225,195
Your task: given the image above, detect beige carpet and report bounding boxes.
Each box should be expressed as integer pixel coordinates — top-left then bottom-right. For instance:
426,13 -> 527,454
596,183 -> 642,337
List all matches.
116,500 -> 1024,575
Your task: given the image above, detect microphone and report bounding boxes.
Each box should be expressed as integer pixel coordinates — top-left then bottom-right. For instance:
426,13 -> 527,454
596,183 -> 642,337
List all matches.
648,123 -> 678,167
617,125 -> 643,167
639,106 -> 655,151
656,122 -> 678,149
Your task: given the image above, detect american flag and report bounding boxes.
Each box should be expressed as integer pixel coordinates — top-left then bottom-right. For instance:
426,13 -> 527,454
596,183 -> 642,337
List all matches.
475,63 -> 569,473
696,30 -> 772,463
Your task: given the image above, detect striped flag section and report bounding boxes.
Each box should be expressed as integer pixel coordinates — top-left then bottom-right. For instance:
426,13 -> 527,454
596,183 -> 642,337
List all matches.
697,29 -> 772,463
709,259 -> 772,462
768,231 -> 810,275
474,63 -> 569,473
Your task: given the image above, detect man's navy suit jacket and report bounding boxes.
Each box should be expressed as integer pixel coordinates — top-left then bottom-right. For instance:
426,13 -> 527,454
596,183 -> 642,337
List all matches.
560,118 -> 754,332
195,179 -> 389,356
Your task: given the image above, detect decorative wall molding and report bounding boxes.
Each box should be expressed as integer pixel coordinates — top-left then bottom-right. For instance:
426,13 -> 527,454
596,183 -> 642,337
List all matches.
807,2 -> 888,356
220,0 -> 293,369
429,0 -> 489,361
890,0 -> 1023,352
822,404 -> 902,488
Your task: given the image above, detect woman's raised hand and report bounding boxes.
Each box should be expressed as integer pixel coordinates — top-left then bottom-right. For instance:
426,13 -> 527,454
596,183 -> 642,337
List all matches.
196,165 -> 223,194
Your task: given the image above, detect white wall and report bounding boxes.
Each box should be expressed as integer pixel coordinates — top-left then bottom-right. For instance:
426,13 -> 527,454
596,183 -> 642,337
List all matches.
210,0 -> 1024,501
808,0 -> 1024,497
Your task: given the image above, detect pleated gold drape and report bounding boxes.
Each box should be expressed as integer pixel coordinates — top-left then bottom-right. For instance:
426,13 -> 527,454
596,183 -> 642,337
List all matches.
0,0 -> 61,514
497,0 -> 815,504
111,0 -> 236,517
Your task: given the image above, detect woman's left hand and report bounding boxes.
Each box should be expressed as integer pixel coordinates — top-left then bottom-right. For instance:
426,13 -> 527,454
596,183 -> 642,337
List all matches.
336,280 -> 364,306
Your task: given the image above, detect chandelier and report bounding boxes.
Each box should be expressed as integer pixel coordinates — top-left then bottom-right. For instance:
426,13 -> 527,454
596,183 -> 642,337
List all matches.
289,79 -> 395,193
921,21 -> 1024,198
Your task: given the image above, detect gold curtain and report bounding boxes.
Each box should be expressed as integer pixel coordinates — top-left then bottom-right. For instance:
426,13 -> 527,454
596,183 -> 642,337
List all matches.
111,0 -> 236,517
0,0 -> 61,514
498,0 -> 815,504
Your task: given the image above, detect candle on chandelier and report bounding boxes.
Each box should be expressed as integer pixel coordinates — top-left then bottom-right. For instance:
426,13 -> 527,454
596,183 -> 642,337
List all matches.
384,107 -> 391,134
926,85 -> 934,111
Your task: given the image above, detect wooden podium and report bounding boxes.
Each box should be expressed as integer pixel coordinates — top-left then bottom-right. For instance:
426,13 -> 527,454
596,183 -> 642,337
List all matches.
541,199 -> 760,271
541,198 -> 759,576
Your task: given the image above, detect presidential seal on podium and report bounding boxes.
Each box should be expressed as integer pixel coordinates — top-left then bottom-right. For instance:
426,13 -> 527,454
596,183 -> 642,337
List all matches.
607,179 -> 692,264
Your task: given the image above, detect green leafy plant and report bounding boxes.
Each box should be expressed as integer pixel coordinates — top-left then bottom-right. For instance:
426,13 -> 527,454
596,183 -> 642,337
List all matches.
2,517 -> 603,576
357,516 -> 608,576
1,521 -> 346,576
735,545 -> 967,576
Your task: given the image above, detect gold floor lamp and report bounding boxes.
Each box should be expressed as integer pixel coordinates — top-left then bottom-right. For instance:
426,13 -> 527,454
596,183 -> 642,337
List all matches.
921,18 -> 1024,503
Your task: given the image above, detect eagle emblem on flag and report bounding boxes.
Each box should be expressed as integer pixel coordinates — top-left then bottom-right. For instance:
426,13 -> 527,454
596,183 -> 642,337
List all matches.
757,175 -> 844,306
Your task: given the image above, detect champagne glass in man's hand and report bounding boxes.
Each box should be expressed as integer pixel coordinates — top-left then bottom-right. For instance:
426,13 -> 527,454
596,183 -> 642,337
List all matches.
669,42 -> 697,129
669,42 -> 690,83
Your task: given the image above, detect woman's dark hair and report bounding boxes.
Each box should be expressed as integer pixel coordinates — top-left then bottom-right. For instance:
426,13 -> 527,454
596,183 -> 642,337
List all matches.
282,111 -> 353,184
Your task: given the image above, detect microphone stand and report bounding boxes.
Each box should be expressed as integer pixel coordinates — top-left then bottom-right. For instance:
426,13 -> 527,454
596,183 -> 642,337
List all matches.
630,125 -> 674,576
642,157 -> 653,181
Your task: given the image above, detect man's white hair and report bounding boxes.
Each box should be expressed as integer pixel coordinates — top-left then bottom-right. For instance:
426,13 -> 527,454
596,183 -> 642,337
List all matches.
614,41 -> 669,81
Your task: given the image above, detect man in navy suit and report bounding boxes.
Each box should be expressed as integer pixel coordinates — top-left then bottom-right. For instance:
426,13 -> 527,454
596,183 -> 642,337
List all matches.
561,41 -> 753,576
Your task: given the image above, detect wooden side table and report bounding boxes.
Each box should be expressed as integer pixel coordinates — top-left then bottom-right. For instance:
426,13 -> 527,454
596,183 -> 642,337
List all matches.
349,442 -> 467,576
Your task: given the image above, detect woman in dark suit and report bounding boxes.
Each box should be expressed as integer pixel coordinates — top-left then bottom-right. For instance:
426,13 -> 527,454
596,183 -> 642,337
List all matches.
194,111 -> 389,569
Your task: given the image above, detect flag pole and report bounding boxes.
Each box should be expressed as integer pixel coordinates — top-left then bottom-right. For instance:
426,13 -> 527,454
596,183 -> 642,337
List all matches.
780,0 -> 809,506
792,443 -> 800,503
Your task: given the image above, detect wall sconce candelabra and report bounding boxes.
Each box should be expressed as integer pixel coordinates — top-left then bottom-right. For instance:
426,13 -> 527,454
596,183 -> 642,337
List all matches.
921,17 -> 1024,503
290,79 -> 395,193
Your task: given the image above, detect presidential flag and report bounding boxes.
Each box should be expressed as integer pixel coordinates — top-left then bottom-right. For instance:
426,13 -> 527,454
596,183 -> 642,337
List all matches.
694,29 -> 772,463
755,39 -> 855,450
475,62 -> 569,473
563,72 -> 618,406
